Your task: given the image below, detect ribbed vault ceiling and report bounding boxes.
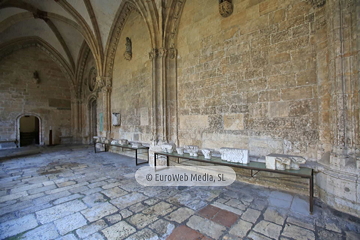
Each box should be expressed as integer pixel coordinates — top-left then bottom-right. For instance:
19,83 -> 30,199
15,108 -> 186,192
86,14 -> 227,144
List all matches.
0,0 -> 123,73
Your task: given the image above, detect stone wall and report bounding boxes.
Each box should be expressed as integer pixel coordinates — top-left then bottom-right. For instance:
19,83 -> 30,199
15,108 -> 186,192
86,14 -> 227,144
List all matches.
111,10 -> 152,143
177,0 -> 323,159
0,47 -> 72,147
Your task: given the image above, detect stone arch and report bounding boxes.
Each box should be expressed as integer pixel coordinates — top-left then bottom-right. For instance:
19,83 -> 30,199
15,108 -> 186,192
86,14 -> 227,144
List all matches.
163,0 -> 186,53
0,36 -> 76,98
16,113 -> 43,146
103,0 -> 159,80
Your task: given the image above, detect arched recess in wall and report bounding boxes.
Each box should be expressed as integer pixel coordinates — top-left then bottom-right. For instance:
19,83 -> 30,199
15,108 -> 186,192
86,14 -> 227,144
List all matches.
106,1 -> 154,142
103,0 -> 160,79
0,37 -> 75,96
16,113 -> 43,146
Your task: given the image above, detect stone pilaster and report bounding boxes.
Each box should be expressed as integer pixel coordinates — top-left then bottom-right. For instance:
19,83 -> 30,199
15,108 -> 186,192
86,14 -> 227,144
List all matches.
328,0 -> 358,168
96,76 -> 112,138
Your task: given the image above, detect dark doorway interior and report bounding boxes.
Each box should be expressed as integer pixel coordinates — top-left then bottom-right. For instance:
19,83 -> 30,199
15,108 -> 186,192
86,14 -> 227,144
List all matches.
20,116 -> 39,146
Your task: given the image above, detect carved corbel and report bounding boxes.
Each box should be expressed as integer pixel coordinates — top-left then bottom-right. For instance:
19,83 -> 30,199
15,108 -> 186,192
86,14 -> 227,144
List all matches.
149,48 -> 159,60
159,48 -> 167,58
168,48 -> 177,59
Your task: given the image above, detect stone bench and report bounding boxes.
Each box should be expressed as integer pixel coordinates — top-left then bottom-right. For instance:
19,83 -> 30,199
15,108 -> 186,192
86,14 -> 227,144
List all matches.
0,139 -> 19,149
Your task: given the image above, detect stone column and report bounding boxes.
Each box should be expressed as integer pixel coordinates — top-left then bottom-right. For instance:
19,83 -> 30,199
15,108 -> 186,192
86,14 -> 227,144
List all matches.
166,48 -> 179,145
95,76 -> 112,138
328,0 -> 359,168
149,48 -> 168,143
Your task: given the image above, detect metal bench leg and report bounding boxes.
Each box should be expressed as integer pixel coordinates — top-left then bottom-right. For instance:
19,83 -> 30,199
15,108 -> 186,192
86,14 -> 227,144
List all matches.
310,170 -> 314,214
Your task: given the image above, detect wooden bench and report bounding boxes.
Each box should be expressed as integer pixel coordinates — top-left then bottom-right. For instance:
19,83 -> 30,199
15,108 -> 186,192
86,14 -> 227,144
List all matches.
154,151 -> 314,213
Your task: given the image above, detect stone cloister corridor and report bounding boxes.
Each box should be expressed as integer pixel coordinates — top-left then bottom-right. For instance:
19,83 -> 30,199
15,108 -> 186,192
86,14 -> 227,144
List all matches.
0,145 -> 359,239
0,0 -> 359,239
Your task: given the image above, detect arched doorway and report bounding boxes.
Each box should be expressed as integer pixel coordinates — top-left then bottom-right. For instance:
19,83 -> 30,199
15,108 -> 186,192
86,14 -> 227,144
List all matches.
19,115 -> 40,146
89,99 -> 97,140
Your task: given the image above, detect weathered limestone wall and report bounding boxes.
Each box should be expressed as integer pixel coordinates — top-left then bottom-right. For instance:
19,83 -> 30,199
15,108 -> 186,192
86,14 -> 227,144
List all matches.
111,10 -> 152,143
175,0 -> 359,217
0,47 -> 72,147
177,0 -> 322,158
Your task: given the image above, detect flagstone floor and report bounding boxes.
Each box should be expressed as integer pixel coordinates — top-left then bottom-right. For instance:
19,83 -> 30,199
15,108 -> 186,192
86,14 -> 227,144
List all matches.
0,145 -> 359,240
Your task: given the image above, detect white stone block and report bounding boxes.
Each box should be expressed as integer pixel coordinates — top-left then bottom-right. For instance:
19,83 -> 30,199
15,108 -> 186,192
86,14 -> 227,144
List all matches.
265,154 -> 306,170
112,113 -> 121,126
265,155 -> 276,170
219,148 -> 249,164
201,149 -> 213,159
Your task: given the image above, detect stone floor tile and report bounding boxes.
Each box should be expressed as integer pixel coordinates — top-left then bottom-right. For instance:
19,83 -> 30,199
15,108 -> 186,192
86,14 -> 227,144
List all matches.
142,201 -> 177,216
213,209 -> 240,228
263,207 -> 286,225
346,231 -> 360,240
0,214 -> 38,239
286,216 -> 315,231
144,198 -> 160,206
102,182 -> 120,190
187,215 -> 226,239
57,180 -> 77,188
85,232 -> 105,240
269,197 -> 292,209
253,220 -> 282,239
222,234 -> 243,240
225,199 -> 247,211
55,233 -> 78,240
36,199 -> 87,224
81,187 -> 103,196
229,219 -> 253,237
11,182 -> 43,193
125,228 -> 158,240
33,190 -> 72,206
102,186 -> 128,199
325,222 -> 342,233
282,224 -> 315,240
101,221 -> 136,239
0,191 -> 28,203
82,192 -> 108,207
128,212 -> 158,229
167,225 -> 211,240
110,192 -> 148,209
120,209 -> 133,219
105,213 -> 123,224
290,195 -> 310,216
54,212 -> 88,235
21,223 -> 59,240
197,205 -> 220,219
76,219 -> 107,238
81,202 -> 118,222
270,191 -> 294,202
69,185 -> 89,193
241,208 -> 261,223
318,228 -> 343,239
212,201 -> 243,215
247,231 -> 272,240
128,202 -> 147,213
53,193 -> 84,205
88,181 -> 107,189
149,219 -> 175,238
165,207 -> 195,223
